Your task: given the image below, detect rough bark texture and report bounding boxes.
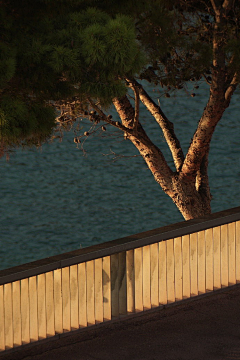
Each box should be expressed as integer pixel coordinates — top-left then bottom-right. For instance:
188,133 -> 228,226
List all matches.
112,96 -> 173,193
113,96 -> 212,220
91,1 -> 238,221
126,77 -> 185,172
112,56 -> 237,220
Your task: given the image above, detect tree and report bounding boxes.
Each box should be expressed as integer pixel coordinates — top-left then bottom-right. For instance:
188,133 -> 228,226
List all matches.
0,0 -> 239,220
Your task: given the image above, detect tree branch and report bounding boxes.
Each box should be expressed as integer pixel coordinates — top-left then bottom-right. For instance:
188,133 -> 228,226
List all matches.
87,97 -> 133,135
126,77 -> 185,172
210,0 -> 221,14
113,96 -> 173,192
180,1 -> 234,182
222,0 -> 235,13
225,72 -> 239,102
132,85 -> 140,133
202,73 -> 212,86
180,93 -> 227,182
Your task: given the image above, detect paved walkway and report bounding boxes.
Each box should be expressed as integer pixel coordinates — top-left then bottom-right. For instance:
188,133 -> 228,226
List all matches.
2,285 -> 240,360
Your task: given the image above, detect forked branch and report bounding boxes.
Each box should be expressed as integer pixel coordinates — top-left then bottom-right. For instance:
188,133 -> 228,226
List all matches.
225,72 -> 239,102
210,0 -> 221,14
126,77 -> 184,172
87,97 -> 133,135
113,96 -> 173,191
180,1 -> 234,182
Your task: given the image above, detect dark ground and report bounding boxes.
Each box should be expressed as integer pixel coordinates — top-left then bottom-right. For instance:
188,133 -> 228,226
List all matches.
2,285 -> 240,360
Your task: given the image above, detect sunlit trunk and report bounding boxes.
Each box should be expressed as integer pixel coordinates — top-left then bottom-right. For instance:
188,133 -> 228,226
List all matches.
168,176 -> 212,220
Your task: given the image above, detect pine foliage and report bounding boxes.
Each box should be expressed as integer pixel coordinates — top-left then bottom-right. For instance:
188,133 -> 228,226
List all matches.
0,0 -> 147,152
1,0 -> 240,153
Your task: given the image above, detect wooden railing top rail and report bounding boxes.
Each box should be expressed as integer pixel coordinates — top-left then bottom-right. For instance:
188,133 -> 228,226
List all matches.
1,206 -> 240,286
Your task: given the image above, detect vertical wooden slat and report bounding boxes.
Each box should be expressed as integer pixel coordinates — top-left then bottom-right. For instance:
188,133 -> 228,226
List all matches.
78,263 -> 87,328
118,252 -> 127,316
4,283 -> 13,349
110,254 -> 119,317
0,285 -> 5,351
102,256 -> 111,321
174,237 -> 183,301
86,260 -> 95,325
221,224 -> 229,287
190,232 -> 198,296
62,267 -> 71,332
12,281 -> 21,347
213,226 -> 221,289
159,240 -> 167,305
2,217 -> 240,352
53,269 -> 63,334
37,274 -> 46,339
20,278 -> 30,345
94,258 -> 103,323
205,228 -> 213,292
126,250 -> 135,314
182,235 -> 190,299
70,265 -> 79,330
143,245 -> 151,310
166,239 -> 175,303
134,247 -> 143,312
46,272 -> 55,337
228,222 -> 236,285
198,231 -> 206,294
236,221 -> 240,283
29,277 -> 38,342
150,243 -> 159,307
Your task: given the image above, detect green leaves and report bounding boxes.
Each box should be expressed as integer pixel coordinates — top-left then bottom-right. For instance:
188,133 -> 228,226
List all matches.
70,7 -> 110,29
0,97 -> 37,141
21,39 -> 52,66
3,0 -> 240,154
0,44 -> 16,88
49,46 -> 80,72
78,11 -> 146,104
0,96 -> 55,145
104,15 -> 144,73
81,23 -> 107,65
81,12 -> 145,74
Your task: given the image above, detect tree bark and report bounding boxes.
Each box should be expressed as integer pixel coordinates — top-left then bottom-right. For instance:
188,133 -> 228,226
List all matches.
126,77 -> 185,172
112,96 -> 212,220
170,175 -> 212,220
90,1 -> 239,221
112,96 -> 174,193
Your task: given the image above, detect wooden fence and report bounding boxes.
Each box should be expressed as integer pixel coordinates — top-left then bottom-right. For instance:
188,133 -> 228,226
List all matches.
0,206 -> 240,354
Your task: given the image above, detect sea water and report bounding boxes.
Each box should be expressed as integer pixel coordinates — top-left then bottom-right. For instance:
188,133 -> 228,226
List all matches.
0,82 -> 239,270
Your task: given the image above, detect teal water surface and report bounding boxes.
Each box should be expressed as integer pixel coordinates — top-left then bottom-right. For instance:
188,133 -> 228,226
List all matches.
0,82 -> 239,270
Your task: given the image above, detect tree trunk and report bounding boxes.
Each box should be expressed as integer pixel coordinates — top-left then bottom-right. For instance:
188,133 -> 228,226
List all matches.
92,1 -> 238,222
171,195 -> 211,220
101,0 -> 238,222
112,96 -> 212,220
168,175 -> 212,220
